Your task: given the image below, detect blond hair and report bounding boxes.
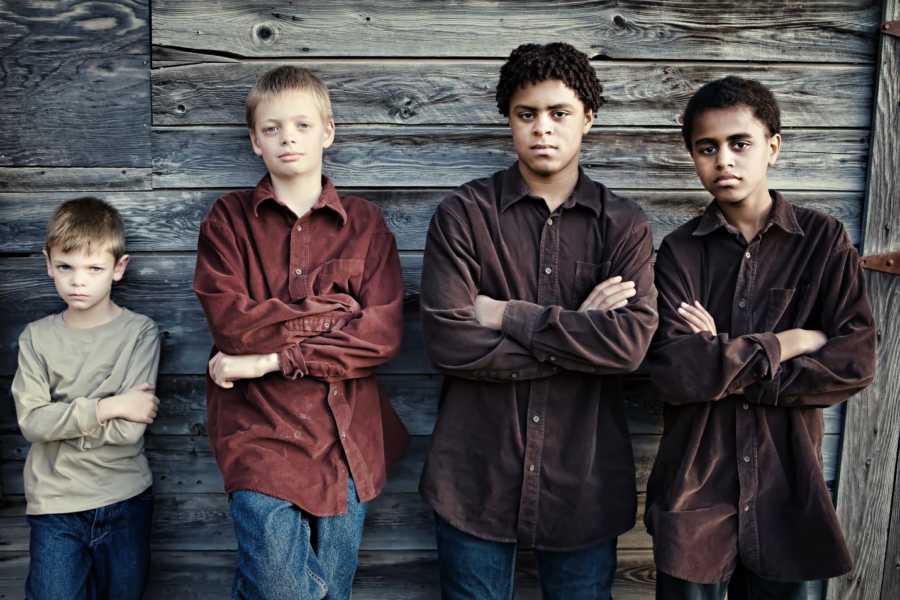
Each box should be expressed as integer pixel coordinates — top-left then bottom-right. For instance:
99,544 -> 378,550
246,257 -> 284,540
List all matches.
45,197 -> 126,261
245,66 -> 333,130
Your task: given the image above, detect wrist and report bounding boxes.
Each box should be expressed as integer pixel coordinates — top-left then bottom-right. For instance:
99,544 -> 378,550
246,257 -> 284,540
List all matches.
96,397 -> 115,423
257,353 -> 280,376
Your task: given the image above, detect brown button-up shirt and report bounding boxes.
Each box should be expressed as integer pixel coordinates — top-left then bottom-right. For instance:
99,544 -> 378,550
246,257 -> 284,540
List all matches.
420,164 -> 658,550
193,175 -> 408,516
645,192 -> 875,583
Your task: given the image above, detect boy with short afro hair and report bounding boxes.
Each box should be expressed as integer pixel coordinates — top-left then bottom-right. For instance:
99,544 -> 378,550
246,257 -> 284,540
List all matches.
645,76 -> 876,599
420,42 -> 658,599
13,196 -> 160,599
193,65 -> 407,599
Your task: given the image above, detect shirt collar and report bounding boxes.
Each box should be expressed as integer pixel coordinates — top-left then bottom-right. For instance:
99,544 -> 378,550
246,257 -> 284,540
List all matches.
692,190 -> 804,238
251,174 -> 348,226
499,162 -> 603,216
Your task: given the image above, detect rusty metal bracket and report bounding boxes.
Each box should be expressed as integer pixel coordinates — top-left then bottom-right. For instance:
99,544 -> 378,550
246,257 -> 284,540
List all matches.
861,251 -> 900,275
883,20 -> 900,38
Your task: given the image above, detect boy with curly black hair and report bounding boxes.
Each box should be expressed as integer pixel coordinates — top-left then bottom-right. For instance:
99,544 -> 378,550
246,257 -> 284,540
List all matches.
419,42 -> 658,599
645,76 -> 875,599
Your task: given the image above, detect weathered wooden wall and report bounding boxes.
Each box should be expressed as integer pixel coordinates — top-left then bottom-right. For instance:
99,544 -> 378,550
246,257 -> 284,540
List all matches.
0,1 -> 886,598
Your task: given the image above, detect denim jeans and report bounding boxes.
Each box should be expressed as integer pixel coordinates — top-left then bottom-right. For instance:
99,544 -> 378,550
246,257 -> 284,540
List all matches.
229,479 -> 367,600
656,566 -> 808,600
25,487 -> 154,600
435,514 -> 617,600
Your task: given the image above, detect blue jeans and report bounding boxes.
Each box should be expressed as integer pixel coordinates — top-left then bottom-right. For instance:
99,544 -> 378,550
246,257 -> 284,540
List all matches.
229,479 -> 367,600
26,487 -> 154,600
435,514 -> 617,600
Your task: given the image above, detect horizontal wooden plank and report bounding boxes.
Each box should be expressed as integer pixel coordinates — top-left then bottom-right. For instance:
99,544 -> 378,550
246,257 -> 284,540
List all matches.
0,1 -> 150,167
151,126 -> 869,190
0,548 -> 658,599
0,189 -> 863,253
0,253 -> 428,376
0,376 -> 844,438
152,61 -> 874,128
0,167 -> 152,192
1,433 -> 841,498
150,0 -> 879,62
0,492 -> 652,552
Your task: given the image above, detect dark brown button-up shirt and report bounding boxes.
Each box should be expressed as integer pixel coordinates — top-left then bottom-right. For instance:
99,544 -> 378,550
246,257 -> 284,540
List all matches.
193,175 -> 408,516
645,192 -> 875,583
420,164 -> 658,550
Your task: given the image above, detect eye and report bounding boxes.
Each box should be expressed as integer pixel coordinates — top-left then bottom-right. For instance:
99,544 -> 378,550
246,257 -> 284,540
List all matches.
89,266 -> 104,273
552,110 -> 569,119
262,126 -> 278,135
698,145 -> 717,155
296,121 -> 310,129
57,264 -> 71,271
732,141 -> 751,151
517,111 -> 534,121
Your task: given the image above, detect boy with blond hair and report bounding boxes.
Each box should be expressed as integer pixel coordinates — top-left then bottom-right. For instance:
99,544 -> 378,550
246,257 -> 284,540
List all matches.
13,196 -> 161,599
193,66 -> 407,599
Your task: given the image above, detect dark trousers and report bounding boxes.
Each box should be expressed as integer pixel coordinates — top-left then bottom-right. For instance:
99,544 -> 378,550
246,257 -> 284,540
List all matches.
656,564 -> 808,600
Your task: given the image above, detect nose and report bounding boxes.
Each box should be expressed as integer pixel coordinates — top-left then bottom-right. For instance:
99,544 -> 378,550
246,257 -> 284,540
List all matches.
532,112 -> 552,136
716,147 -> 734,169
280,125 -> 295,146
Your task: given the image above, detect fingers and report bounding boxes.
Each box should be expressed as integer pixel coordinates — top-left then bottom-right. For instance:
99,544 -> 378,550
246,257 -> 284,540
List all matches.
579,276 -> 636,311
677,301 -> 716,334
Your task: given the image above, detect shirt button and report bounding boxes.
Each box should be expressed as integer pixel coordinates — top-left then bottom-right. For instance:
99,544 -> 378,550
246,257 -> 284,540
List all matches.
738,298 -> 747,309
532,415 -> 540,423
295,268 -> 303,276
529,464 -> 535,472
744,251 -> 751,259
549,355 -> 556,362
547,218 -> 553,226
324,320 -> 331,328
742,403 -> 749,410
297,225 -> 302,232
743,456 -> 751,463
293,431 -> 302,439
544,267 -> 552,275
332,389 -> 338,396
341,432 -> 347,439
511,372 -> 518,379
744,504 -> 751,512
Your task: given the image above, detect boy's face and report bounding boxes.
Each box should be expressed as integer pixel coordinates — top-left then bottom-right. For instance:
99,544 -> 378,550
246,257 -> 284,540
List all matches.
689,104 -> 781,206
508,79 -> 593,180
250,89 -> 335,181
44,246 -> 128,314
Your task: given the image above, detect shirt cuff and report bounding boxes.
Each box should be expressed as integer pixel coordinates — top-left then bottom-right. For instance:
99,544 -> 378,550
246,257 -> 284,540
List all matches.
748,332 -> 781,381
500,300 -> 542,349
279,346 -> 308,380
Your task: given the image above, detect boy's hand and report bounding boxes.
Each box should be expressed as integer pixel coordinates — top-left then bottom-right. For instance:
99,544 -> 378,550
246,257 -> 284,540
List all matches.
579,276 -> 636,311
775,329 -> 828,362
208,351 -> 280,389
678,301 -> 718,335
474,295 -> 508,330
97,383 -> 159,424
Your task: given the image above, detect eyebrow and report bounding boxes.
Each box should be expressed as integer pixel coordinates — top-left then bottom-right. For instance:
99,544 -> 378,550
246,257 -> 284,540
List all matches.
261,114 -> 313,123
513,103 -> 576,111
693,133 -> 754,147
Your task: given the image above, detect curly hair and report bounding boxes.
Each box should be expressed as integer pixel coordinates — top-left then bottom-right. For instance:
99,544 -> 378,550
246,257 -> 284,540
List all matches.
682,76 -> 781,151
495,42 -> 604,117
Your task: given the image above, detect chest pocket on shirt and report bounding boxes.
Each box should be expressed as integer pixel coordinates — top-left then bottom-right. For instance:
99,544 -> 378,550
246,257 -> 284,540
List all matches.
311,258 -> 365,297
572,260 -> 611,308
763,287 -> 802,332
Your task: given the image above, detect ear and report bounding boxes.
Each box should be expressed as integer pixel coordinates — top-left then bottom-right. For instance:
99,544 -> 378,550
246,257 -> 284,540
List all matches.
43,249 -> 53,278
112,254 -> 129,282
767,132 -> 782,166
322,118 -> 336,150
583,109 -> 595,135
249,129 -> 263,157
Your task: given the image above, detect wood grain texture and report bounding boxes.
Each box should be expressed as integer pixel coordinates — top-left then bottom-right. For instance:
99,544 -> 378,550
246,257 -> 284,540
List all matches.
0,167 -> 152,192
0,189 -> 864,253
833,1 -> 900,598
151,126 -> 870,191
0,548 -> 657,599
0,433 -> 842,498
0,1 -> 150,167
150,0 -> 880,62
152,61 -> 874,127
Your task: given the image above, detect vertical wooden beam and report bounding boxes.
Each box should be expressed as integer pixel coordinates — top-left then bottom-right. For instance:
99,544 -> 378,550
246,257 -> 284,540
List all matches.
829,1 -> 900,599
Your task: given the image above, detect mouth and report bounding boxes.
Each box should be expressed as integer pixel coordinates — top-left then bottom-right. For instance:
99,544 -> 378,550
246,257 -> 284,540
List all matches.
714,175 -> 741,185
530,144 -> 558,155
279,153 -> 304,161
68,294 -> 89,300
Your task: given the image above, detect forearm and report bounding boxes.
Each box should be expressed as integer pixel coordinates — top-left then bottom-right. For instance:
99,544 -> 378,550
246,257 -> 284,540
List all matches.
16,397 -> 102,443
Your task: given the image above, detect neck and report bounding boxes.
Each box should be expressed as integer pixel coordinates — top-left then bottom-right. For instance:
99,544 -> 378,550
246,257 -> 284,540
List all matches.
717,185 -> 773,242
64,298 -> 121,329
518,160 -> 580,212
271,172 -> 324,219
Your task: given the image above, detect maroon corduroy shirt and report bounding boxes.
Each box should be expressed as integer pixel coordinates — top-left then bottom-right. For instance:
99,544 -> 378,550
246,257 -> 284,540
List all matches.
645,192 -> 876,583
420,164 -> 659,550
193,175 -> 408,515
